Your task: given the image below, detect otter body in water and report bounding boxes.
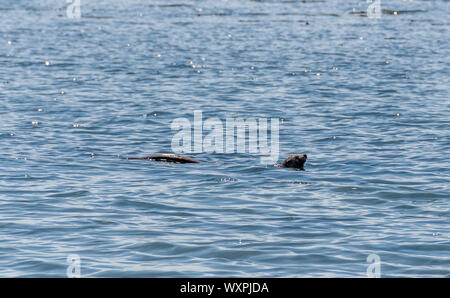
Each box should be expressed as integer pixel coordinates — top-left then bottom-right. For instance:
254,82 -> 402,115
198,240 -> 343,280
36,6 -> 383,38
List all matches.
128,153 -> 307,169
127,154 -> 200,164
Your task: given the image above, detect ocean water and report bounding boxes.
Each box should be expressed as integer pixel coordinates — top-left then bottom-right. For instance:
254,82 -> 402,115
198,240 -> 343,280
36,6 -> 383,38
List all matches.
0,0 -> 449,277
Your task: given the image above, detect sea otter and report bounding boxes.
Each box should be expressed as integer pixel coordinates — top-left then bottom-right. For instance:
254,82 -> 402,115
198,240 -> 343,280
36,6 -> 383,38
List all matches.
279,154 -> 307,169
127,153 -> 307,169
127,154 -> 200,164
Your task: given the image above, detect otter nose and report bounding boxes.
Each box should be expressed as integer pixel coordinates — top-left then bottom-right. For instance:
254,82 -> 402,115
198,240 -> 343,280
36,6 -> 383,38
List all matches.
304,154 -> 307,159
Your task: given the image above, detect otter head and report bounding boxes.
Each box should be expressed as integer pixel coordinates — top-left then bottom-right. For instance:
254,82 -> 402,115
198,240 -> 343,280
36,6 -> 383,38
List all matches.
282,154 -> 307,169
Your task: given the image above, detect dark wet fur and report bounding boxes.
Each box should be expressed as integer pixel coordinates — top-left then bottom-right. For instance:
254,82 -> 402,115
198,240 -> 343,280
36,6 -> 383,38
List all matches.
128,153 -> 307,169
127,154 -> 200,164
281,154 -> 307,169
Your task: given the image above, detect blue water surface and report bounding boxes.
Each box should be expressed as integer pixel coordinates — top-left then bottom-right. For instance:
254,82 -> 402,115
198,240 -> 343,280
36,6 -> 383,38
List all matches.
0,0 -> 449,277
